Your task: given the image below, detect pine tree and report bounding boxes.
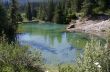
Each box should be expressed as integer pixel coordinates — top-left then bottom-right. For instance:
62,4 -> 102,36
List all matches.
37,4 -> 46,20
82,0 -> 94,16
0,4 -> 8,36
33,8 -> 37,18
64,0 -> 72,15
46,0 -> 55,21
0,0 -> 18,42
53,2 -> 64,24
72,0 -> 83,12
17,13 -> 23,22
98,0 -> 107,10
26,0 -> 32,21
59,0 -> 70,24
10,0 -> 18,26
96,0 -> 109,13
6,0 -> 18,42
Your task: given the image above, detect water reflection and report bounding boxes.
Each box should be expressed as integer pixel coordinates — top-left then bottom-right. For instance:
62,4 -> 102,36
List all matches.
17,23 -> 86,65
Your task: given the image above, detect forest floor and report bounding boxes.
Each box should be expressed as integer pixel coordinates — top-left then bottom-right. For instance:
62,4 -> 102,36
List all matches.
66,19 -> 110,38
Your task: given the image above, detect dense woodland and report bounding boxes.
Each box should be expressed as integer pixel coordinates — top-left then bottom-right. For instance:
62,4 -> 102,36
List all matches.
2,0 -> 110,24
24,0 -> 110,24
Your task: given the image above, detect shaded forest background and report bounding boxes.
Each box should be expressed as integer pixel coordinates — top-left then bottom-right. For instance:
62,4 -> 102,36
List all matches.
2,0 -> 110,24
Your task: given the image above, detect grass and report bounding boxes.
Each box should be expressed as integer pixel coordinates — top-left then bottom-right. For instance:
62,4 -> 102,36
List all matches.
0,38 -> 44,72
59,39 -> 110,72
44,65 -> 59,72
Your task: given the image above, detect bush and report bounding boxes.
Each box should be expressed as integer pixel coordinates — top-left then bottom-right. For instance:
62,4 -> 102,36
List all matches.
59,39 -> 110,72
0,39 -> 44,72
17,13 -> 23,22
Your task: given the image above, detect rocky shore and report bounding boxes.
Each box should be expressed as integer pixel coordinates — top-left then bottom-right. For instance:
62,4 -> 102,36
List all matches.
67,19 -> 110,38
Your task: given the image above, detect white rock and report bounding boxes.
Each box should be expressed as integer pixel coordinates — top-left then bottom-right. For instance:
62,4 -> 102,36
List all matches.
94,62 -> 99,65
45,71 -> 49,72
97,65 -> 101,68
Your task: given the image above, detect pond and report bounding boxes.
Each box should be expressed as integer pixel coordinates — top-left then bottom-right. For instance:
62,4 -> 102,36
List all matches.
17,22 -> 90,65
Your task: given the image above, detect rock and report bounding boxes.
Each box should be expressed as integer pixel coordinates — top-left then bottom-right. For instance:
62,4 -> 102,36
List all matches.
68,24 -> 75,29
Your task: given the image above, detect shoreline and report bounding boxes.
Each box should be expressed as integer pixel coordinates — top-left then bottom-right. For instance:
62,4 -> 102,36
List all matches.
66,19 -> 110,38
18,19 -> 45,24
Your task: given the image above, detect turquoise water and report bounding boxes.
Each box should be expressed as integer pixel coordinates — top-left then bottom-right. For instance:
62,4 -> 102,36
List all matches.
17,22 -> 90,65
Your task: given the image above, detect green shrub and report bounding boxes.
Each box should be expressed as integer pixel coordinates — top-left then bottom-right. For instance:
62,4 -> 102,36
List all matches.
58,65 -> 78,72
0,39 -> 44,72
59,39 -> 110,72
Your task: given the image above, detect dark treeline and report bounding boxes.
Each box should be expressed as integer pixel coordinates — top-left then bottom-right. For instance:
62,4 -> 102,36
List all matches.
24,0 -> 110,24
2,0 -> 110,24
